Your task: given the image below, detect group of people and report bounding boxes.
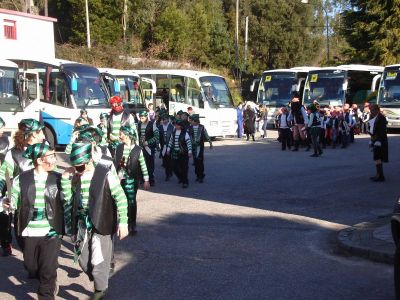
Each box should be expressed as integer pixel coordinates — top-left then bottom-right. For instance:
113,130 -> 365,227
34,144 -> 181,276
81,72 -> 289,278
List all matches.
0,96 -> 212,299
273,92 -> 388,181
236,103 -> 268,141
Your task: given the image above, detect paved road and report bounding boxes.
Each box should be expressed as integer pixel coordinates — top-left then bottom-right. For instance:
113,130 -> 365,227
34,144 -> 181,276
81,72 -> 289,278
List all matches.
0,131 -> 398,299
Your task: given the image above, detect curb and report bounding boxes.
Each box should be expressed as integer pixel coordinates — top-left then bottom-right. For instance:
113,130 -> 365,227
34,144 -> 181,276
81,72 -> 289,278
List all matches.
336,217 -> 395,264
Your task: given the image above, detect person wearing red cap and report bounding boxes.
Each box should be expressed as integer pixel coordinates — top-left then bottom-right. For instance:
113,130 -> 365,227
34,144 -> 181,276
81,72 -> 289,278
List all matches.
107,96 -> 137,156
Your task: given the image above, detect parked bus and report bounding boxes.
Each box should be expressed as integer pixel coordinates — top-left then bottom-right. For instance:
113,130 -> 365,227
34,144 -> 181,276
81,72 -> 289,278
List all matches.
136,69 -> 237,137
376,64 -> 400,128
0,58 -> 41,138
10,59 -> 110,147
251,67 -> 318,126
302,64 -> 383,108
99,68 -> 156,116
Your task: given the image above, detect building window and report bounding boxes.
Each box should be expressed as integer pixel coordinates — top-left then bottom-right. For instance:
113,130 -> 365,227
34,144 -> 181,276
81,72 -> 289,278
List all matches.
4,20 -> 17,40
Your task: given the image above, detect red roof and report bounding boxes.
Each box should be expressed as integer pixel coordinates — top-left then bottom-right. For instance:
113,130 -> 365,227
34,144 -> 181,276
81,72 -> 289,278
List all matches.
0,8 -> 57,22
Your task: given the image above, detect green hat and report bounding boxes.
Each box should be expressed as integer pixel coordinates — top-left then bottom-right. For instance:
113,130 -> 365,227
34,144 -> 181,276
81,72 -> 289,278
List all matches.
139,110 -> 148,117
0,117 -> 5,129
70,143 -> 92,166
80,108 -> 88,114
75,124 -> 90,132
120,125 -> 137,140
100,112 -> 108,120
161,113 -> 169,120
190,114 -> 200,122
78,126 -> 104,144
23,142 -> 51,162
177,110 -> 184,115
307,104 -> 317,113
174,119 -> 184,127
18,119 -> 44,133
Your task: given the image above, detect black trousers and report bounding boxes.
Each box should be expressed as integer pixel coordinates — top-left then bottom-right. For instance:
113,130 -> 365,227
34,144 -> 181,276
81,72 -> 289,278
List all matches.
194,154 -> 205,179
23,236 -> 61,300
172,154 -> 189,184
143,149 -> 155,183
279,128 -> 291,150
0,212 -> 12,248
162,155 -> 173,177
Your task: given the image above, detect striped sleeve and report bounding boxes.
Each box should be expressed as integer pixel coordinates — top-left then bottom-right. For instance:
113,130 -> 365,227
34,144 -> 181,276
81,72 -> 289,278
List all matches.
204,128 -> 212,145
10,175 -> 21,212
185,132 -> 192,154
167,132 -> 174,151
147,124 -> 160,146
108,171 -> 128,226
0,152 -> 15,193
138,150 -> 149,181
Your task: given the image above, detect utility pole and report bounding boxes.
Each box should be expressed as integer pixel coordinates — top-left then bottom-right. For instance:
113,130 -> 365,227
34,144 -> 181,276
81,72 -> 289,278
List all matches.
85,0 -> 91,49
44,0 -> 48,16
235,0 -> 239,80
244,16 -> 249,73
123,0 -> 128,43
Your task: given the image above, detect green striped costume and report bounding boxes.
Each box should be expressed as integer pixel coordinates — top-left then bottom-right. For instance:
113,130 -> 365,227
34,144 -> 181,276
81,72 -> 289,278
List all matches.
10,173 -> 57,237
168,130 -> 192,159
0,149 -> 32,192
62,167 -> 128,235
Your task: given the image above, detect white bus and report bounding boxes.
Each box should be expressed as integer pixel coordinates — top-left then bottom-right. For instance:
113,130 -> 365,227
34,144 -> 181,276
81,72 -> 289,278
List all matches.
251,67 -> 318,126
9,59 -> 111,147
99,68 -> 156,117
136,69 -> 237,137
0,58 -> 40,138
376,64 -> 400,128
303,64 -> 383,108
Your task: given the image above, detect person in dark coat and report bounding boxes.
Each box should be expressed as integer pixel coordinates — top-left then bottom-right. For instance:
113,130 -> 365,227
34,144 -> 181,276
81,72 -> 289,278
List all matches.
368,104 -> 388,182
243,104 -> 256,141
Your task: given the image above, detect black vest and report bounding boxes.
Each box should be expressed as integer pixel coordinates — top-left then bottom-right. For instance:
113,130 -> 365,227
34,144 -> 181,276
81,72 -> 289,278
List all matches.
70,164 -> 118,236
114,143 -> 143,181
18,169 -> 64,236
311,113 -> 321,127
172,129 -> 188,154
138,121 -> 156,148
0,136 -> 9,164
159,123 -> 174,149
107,110 -> 131,139
11,148 -> 32,177
291,102 -> 305,125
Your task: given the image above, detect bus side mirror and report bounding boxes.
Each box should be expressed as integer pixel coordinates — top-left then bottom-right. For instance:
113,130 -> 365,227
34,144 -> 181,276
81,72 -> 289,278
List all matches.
342,82 -> 348,91
71,78 -> 78,92
114,80 -> 120,93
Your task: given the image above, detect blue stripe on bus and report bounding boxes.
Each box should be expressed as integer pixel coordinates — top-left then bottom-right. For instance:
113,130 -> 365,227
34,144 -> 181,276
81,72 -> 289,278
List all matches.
41,111 -> 73,145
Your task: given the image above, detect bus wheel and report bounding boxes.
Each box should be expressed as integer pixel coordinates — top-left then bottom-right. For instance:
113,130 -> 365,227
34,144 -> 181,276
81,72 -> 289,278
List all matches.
44,126 -> 56,149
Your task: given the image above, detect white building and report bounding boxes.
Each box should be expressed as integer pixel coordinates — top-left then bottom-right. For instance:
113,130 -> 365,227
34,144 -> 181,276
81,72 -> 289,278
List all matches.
0,8 -> 56,61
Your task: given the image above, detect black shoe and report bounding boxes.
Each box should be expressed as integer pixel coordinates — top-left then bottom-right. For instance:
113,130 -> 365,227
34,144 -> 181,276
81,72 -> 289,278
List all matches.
110,262 -> 115,275
198,178 -> 203,183
292,148 -> 299,152
282,148 -> 286,151
305,146 -> 311,151
318,150 -> 323,156
195,177 -> 199,182
310,153 -> 319,157
129,230 -> 137,236
371,176 -> 385,182
370,175 -> 378,180
182,183 -> 188,188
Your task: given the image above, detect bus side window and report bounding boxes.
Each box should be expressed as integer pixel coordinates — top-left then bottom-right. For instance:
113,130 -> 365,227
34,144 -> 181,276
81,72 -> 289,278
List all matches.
171,75 -> 185,103
188,78 -> 202,108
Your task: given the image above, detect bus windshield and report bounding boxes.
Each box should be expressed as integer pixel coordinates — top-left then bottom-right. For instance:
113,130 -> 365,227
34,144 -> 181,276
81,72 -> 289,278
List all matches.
0,67 -> 21,112
378,70 -> 400,106
64,65 -> 108,109
258,72 -> 296,107
303,71 -> 346,106
200,76 -> 233,107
